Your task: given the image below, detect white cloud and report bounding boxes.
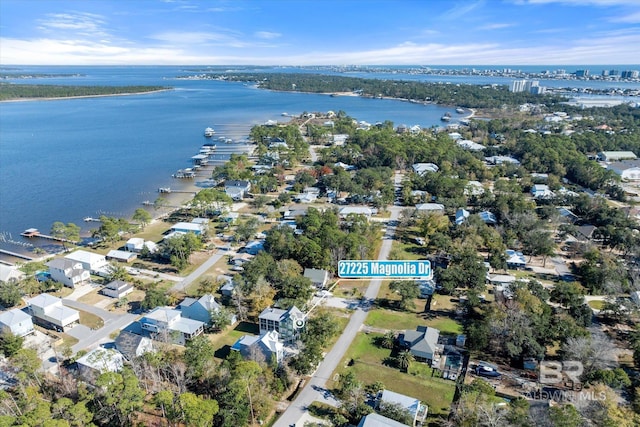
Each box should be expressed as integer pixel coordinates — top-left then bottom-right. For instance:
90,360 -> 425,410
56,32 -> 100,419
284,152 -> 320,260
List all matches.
477,23 -> 516,30
255,31 -> 281,40
610,11 -> 640,23
440,0 -> 485,20
37,12 -> 110,39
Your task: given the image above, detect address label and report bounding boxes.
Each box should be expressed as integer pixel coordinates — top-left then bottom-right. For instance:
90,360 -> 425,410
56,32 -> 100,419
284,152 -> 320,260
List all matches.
338,260 -> 432,279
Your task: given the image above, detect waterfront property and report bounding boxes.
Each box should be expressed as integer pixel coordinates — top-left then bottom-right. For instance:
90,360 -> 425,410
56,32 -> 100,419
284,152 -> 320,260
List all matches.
64,250 -> 110,275
224,180 -> 251,200
46,258 -> 90,288
106,249 -> 137,263
0,264 -> 25,283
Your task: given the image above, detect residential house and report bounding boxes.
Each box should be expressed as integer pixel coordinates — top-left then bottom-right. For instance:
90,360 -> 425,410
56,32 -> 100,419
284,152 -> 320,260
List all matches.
485,156 -> 521,166
115,330 -> 154,361
478,211 -> 497,225
46,258 -> 90,288
231,330 -> 284,364
102,280 -> 134,299
415,203 -> 445,215
259,306 -> 305,345
25,294 -> 79,332
332,134 -> 349,146
0,308 -> 34,337
399,326 -> 442,365
124,237 -> 158,253
339,206 -> 376,219
106,250 -> 137,263
505,249 -> 526,269
411,163 -> 439,175
224,180 -> 251,201
531,184 -> 554,199
376,389 -> 428,427
557,207 -> 579,224
304,268 -> 330,289
64,250 -> 109,275
268,137 -> 288,149
358,413 -> 410,427
140,307 -> 205,345
606,160 -> 640,181
179,294 -> 236,326
170,222 -> 205,236
464,181 -> 485,196
76,348 -> 124,383
334,162 -> 357,171
455,208 -> 470,225
241,240 -> 265,255
457,139 -> 486,151
597,151 -> 637,162
0,264 -> 25,284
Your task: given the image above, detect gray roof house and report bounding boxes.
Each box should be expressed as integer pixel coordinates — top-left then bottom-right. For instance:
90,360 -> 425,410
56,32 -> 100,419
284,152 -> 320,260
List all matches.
0,264 -> 25,284
115,330 -> 154,361
224,180 -> 251,201
399,326 -> 442,364
25,294 -> 79,332
304,268 -> 330,289
0,308 -> 34,337
46,258 -> 90,288
231,330 -> 284,364
102,280 -> 134,299
140,307 -> 205,345
259,306 -> 305,345
178,294 -> 236,326
376,389 -> 428,427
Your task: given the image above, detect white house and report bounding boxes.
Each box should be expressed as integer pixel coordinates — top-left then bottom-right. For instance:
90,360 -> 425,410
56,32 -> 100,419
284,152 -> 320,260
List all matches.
485,156 -> 521,166
415,203 -> 445,215
76,348 -> 124,383
46,258 -> 90,288
25,294 -> 79,332
0,264 -> 25,284
531,184 -> 554,199
358,413 -> 409,427
231,330 -> 285,364
106,250 -> 137,263
0,308 -> 34,337
102,280 -> 134,299
64,250 -> 109,274
412,163 -> 439,175
376,390 -> 428,427
179,294 -> 236,326
339,206 -> 375,218
224,180 -> 251,200
607,160 -> 640,181
631,291 -> 640,306
505,249 -> 527,269
124,237 -> 158,253
457,139 -> 486,151
597,151 -> 637,162
140,307 -> 205,345
464,181 -> 485,196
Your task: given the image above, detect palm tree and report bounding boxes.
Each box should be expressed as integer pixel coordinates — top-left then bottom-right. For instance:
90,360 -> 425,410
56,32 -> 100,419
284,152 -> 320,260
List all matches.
381,331 -> 395,349
396,349 -> 414,372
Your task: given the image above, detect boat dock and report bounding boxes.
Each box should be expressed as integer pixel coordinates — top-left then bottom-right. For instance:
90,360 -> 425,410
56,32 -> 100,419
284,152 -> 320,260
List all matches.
21,228 -> 71,242
0,248 -> 34,261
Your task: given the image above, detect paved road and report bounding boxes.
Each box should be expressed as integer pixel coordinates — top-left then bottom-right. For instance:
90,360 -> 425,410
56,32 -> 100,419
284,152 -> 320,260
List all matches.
170,250 -> 227,293
70,312 -> 138,353
274,203 -> 403,427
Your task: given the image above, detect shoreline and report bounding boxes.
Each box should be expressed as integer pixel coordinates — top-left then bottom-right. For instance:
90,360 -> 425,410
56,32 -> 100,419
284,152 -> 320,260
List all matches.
0,88 -> 172,103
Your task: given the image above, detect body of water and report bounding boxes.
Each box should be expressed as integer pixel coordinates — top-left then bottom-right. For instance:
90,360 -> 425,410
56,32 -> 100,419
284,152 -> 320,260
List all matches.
0,66 -> 464,260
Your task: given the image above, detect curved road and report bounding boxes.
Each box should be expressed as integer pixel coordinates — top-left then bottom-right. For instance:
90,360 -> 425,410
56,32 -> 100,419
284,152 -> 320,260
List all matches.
274,204 -> 402,427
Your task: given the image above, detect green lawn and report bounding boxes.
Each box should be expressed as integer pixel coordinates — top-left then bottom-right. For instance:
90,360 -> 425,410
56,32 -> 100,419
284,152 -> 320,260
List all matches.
588,300 -> 605,310
333,333 -> 456,417
365,307 -> 462,335
209,321 -> 259,360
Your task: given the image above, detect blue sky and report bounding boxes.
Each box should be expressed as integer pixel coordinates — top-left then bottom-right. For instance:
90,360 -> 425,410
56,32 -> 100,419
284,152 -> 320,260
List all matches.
1,0 -> 639,65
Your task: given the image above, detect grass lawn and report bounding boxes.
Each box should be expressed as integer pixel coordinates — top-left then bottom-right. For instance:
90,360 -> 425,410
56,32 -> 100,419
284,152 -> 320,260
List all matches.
333,280 -> 370,298
365,309 -> 424,331
78,290 -> 109,306
78,310 -> 104,329
209,321 -> 259,361
332,332 -> 456,417
588,300 -> 605,310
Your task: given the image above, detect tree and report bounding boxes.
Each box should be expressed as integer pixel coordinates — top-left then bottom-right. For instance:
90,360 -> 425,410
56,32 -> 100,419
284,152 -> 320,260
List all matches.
0,281 -> 22,307
141,288 -> 168,311
177,392 -> 219,427
395,349 -> 414,372
0,331 -> 23,358
380,331 -> 395,350
377,402 -> 415,426
183,335 -> 216,381
132,208 -> 152,228
235,217 -> 259,244
550,281 -> 585,309
94,367 -> 145,426
389,280 -> 419,310
50,221 -> 80,251
209,307 -> 233,331
161,232 -> 203,270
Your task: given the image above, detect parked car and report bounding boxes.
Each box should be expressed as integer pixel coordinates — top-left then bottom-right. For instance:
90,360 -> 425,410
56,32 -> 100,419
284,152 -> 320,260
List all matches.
475,365 -> 501,378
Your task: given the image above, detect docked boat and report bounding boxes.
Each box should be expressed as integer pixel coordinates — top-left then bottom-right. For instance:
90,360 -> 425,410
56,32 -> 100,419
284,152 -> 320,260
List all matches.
204,127 -> 215,137
441,112 -> 451,122
456,107 -> 465,114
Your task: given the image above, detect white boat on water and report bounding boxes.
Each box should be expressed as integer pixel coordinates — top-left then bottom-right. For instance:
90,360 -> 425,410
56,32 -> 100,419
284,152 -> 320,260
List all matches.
441,113 -> 451,122
456,107 -> 465,114
204,127 -> 215,137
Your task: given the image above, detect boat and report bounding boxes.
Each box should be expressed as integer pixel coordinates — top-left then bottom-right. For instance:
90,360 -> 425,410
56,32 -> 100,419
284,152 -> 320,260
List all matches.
204,127 -> 215,137
158,187 -> 171,193
456,107 -> 465,114
440,112 -> 451,122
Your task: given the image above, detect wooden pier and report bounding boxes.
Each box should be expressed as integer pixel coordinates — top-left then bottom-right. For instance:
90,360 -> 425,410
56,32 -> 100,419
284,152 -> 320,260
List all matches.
20,228 -> 71,243
0,248 -> 34,261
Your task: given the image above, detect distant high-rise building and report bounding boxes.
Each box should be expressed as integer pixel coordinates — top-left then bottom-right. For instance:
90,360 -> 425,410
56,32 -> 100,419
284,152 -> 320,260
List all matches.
510,80 -> 527,93
610,69 -> 619,76
575,69 -> 589,77
601,70 -> 610,77
622,70 -> 639,79
510,80 -> 543,94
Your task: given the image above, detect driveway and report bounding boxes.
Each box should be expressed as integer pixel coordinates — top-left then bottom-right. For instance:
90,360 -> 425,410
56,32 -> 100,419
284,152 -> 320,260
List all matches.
170,250 -> 226,293
66,324 -> 93,341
